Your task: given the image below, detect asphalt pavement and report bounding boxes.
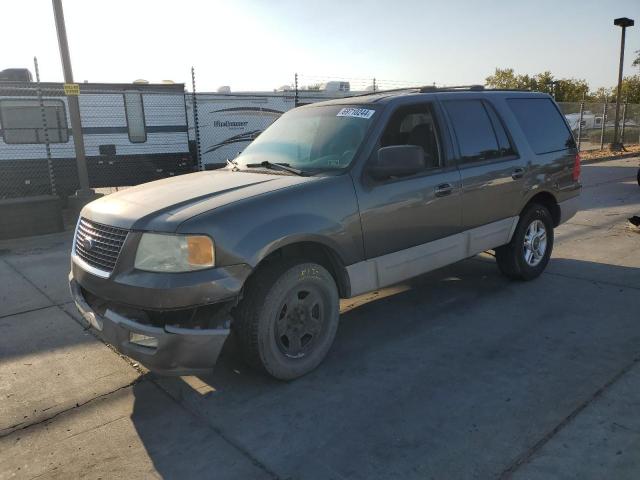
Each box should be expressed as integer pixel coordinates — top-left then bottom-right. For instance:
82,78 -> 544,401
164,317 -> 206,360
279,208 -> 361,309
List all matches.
1,157 -> 639,480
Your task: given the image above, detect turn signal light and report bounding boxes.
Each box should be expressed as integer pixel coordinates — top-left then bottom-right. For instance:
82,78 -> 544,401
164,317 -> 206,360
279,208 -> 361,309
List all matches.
187,235 -> 215,267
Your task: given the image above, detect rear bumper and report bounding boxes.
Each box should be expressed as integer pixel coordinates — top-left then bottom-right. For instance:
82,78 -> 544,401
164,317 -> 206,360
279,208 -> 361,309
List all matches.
558,194 -> 581,224
70,277 -> 229,375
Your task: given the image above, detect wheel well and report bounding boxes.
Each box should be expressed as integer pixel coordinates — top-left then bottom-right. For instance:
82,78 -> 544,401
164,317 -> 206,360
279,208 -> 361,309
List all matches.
255,242 -> 350,298
524,192 -> 561,226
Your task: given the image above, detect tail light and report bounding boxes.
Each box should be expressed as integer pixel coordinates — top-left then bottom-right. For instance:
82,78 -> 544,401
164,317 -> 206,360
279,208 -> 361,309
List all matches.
572,153 -> 581,181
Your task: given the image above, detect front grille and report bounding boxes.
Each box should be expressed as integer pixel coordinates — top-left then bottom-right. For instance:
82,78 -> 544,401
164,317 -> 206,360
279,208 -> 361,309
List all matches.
74,218 -> 128,274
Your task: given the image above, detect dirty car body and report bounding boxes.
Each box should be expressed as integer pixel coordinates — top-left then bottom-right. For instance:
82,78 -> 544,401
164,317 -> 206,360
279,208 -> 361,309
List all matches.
70,88 -> 581,377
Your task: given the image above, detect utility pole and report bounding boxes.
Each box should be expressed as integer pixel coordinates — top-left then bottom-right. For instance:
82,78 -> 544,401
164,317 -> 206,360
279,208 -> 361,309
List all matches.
52,0 -> 93,197
611,17 -> 634,151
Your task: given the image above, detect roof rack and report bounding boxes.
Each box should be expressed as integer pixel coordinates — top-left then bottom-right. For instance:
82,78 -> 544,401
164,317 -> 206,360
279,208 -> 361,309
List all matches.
418,84 -> 485,92
347,86 -> 422,98
343,84 -> 532,100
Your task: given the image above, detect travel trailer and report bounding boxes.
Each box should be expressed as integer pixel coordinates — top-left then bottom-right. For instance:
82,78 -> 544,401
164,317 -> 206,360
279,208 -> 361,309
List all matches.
0,81 -> 192,198
186,84 -> 357,168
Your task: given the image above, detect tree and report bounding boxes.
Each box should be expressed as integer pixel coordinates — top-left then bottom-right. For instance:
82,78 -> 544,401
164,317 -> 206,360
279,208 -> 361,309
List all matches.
633,50 -> 640,70
553,78 -> 589,102
485,68 -> 534,90
620,75 -> 640,104
485,68 -> 589,101
591,87 -> 613,101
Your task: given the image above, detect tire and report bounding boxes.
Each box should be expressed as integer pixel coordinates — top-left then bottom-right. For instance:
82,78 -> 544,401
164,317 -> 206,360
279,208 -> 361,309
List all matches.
232,259 -> 340,380
495,203 -> 554,281
636,168 -> 640,187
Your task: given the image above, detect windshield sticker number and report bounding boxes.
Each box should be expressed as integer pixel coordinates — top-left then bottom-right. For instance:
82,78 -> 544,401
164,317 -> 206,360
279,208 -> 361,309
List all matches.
336,108 -> 375,119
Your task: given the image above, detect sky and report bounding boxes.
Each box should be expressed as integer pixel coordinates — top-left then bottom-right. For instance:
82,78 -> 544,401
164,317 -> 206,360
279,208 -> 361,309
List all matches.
2,0 -> 639,92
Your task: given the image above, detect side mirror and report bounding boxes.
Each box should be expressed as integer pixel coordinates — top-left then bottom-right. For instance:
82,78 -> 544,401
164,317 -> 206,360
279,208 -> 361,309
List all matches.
369,145 -> 425,180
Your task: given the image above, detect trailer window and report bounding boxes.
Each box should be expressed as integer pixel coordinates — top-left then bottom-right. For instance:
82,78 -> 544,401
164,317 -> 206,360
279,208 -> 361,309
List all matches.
0,99 -> 68,144
124,92 -> 146,143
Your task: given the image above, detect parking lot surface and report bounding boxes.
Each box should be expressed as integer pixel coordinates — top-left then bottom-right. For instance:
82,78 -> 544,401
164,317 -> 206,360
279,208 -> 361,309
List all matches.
1,157 -> 639,480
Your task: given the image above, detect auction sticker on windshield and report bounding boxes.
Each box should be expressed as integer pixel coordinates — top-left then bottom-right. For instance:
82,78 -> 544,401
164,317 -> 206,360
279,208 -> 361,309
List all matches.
336,107 -> 375,119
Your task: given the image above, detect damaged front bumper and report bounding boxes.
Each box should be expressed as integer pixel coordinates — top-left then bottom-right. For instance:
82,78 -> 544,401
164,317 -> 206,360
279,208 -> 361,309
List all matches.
69,277 -> 231,375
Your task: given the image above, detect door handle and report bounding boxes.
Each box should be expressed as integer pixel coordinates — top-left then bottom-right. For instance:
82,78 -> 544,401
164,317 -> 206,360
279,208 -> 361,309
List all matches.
512,168 -> 525,180
435,183 -> 453,197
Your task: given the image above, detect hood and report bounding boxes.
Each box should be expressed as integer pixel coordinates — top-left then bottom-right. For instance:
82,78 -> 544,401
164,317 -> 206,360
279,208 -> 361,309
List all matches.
82,170 -> 319,231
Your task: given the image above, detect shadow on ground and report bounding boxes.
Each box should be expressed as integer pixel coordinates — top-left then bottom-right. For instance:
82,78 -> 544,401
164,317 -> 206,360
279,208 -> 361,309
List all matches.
130,257 -> 640,480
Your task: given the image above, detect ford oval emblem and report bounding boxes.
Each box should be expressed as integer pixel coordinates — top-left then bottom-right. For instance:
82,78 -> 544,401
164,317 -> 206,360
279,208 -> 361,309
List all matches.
83,236 -> 94,251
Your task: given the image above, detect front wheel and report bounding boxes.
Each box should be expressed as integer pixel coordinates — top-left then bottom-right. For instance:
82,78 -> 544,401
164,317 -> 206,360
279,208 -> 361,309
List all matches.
233,260 -> 340,380
495,204 -> 554,281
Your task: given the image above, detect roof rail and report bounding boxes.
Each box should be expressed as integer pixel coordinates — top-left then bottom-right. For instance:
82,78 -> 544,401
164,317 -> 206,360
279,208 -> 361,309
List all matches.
419,84 -> 485,93
338,84 -> 532,100
347,86 -> 422,98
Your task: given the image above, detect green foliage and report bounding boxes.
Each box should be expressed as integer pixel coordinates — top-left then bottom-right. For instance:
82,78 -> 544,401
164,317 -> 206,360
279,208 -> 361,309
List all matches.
591,86 -> 613,100
486,68 -> 640,103
633,50 -> 640,69
485,68 -> 588,101
621,75 -> 640,104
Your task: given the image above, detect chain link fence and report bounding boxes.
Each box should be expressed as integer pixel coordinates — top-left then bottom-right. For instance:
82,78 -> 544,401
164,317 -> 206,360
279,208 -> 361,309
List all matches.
3,74 -> 638,203
557,101 -> 640,152
188,73 -> 431,169
0,82 -> 193,200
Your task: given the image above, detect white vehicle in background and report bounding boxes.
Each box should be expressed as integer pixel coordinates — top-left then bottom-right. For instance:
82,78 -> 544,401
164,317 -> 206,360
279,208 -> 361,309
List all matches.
565,111 -> 637,134
564,111 -> 603,133
186,83 -> 360,168
0,78 -> 192,198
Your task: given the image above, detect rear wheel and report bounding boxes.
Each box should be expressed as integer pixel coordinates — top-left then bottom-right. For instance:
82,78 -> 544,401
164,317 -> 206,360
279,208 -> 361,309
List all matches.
233,259 -> 339,380
495,203 -> 554,280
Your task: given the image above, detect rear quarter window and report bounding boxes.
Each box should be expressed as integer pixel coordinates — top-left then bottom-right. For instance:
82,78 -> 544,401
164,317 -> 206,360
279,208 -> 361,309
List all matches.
507,98 -> 574,154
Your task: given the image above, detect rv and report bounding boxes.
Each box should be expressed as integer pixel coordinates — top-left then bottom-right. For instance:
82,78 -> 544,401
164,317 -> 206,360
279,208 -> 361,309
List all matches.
186,85 -> 358,168
0,81 -> 192,199
564,111 -> 603,133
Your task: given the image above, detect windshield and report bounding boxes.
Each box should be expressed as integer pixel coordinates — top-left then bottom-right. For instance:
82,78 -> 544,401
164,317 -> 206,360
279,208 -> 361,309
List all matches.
234,105 -> 376,171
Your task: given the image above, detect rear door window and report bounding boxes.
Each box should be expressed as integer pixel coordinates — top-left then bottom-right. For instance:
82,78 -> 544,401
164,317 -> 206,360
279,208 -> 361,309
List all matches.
507,98 -> 574,154
484,103 -> 516,157
443,100 -> 504,163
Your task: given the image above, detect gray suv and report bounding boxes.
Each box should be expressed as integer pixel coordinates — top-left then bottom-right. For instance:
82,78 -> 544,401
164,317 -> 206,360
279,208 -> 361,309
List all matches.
70,87 -> 581,380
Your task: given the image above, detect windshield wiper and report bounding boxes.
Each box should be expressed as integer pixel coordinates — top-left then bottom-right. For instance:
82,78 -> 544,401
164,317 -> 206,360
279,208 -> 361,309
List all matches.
245,161 -> 306,176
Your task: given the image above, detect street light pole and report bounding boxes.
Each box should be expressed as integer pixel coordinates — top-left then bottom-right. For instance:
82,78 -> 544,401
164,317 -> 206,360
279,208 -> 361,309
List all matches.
52,0 -> 93,197
611,17 -> 634,151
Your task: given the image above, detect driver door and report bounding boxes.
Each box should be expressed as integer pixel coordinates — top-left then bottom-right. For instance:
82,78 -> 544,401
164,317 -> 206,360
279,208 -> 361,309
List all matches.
354,102 -> 463,271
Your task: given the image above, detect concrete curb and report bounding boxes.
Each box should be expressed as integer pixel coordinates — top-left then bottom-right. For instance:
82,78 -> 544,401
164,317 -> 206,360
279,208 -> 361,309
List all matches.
580,152 -> 639,165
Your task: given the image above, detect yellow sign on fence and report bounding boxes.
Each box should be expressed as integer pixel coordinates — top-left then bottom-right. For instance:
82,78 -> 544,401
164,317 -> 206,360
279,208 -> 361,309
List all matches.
63,83 -> 80,96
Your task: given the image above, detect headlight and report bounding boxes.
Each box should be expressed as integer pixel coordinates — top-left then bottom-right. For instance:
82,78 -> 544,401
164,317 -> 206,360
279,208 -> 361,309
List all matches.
134,233 -> 214,272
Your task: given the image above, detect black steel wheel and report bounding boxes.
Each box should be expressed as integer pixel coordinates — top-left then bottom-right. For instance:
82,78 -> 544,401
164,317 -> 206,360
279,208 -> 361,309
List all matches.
233,259 -> 339,380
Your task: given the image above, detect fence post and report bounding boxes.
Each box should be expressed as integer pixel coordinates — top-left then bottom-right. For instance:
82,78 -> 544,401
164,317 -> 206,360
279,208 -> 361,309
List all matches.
600,99 -> 608,150
294,73 -> 299,107
34,57 -> 56,197
191,66 -> 202,171
620,98 -> 627,145
373,77 -> 377,92
577,96 -> 585,152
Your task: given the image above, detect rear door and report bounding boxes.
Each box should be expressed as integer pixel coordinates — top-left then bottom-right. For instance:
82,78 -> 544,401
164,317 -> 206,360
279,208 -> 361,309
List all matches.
441,98 -> 526,230
506,97 -> 577,194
